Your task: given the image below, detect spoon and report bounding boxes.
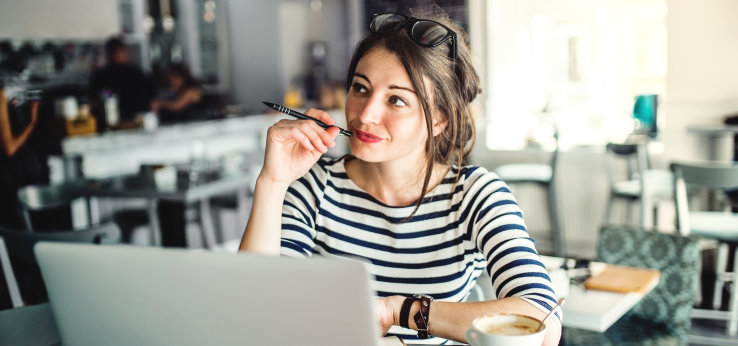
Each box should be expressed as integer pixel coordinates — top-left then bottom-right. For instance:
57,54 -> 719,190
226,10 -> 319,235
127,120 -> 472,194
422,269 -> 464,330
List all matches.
538,297 -> 566,332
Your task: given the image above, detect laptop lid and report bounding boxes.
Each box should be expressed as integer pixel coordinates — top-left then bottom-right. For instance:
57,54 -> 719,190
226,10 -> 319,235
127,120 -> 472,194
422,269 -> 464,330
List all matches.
35,242 -> 379,346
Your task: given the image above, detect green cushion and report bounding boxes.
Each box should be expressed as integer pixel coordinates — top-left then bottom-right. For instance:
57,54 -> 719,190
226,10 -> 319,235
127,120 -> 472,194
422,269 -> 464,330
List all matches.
562,224 -> 700,345
563,316 -> 681,346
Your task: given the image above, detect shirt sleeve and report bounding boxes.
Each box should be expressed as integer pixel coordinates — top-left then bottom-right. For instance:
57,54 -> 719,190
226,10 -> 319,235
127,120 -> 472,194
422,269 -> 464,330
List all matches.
468,170 -> 561,321
279,160 -> 328,257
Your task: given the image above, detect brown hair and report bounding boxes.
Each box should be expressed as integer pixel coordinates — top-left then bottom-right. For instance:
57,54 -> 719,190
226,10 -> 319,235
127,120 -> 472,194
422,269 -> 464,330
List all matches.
346,7 -> 482,221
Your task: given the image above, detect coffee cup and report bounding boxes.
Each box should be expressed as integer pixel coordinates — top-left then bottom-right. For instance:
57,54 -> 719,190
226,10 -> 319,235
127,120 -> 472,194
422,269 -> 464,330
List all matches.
465,313 -> 545,346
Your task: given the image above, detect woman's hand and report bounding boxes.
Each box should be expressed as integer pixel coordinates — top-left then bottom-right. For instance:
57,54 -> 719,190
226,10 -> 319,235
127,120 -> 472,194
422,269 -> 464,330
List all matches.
259,109 -> 339,186
374,297 -> 396,336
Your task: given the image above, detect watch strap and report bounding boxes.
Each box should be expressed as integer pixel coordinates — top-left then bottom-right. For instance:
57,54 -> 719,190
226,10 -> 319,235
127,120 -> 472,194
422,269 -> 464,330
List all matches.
399,296 -> 414,329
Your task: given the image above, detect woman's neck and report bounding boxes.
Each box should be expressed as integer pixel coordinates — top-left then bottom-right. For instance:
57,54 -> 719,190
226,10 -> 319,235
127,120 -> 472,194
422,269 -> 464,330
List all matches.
345,157 -> 449,207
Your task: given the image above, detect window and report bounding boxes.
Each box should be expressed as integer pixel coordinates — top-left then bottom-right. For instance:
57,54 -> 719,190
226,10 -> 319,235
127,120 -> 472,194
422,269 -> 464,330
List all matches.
481,0 -> 667,151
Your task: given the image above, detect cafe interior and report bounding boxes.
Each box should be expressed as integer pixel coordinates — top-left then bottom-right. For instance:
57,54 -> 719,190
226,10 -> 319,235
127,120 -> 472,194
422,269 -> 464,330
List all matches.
1,0 -> 738,345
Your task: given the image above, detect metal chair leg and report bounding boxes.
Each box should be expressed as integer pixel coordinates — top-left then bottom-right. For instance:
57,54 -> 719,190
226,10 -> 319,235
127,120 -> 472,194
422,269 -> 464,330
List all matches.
714,243 -> 729,310
695,251 -> 703,307
146,199 -> 162,246
728,247 -> 738,336
199,199 -> 217,249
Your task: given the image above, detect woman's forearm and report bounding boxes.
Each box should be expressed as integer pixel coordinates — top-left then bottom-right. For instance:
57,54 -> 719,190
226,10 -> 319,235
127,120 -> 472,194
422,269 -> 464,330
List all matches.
238,175 -> 291,255
160,89 -> 202,112
0,98 -> 38,157
395,297 -> 561,345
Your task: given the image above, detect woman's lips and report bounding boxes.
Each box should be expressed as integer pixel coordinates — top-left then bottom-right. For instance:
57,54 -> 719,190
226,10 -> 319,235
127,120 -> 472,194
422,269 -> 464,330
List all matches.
354,129 -> 383,143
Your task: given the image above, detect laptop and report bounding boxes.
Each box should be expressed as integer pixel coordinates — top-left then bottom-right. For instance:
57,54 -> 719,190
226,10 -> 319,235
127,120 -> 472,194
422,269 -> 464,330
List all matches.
35,242 -> 380,346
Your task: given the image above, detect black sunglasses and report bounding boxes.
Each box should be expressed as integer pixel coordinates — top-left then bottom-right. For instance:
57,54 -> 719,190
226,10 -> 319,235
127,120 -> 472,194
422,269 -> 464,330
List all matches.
369,13 -> 458,63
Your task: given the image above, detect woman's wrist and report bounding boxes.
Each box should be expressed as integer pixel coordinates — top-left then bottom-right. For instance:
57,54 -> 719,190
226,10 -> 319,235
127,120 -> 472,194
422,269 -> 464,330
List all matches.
255,173 -> 292,193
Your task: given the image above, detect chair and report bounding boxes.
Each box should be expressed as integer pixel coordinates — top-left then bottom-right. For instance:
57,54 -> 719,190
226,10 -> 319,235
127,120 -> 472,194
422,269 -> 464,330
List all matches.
671,161 -> 738,336
0,223 -> 121,307
17,182 -> 92,232
0,237 -> 62,345
0,303 -> 60,346
603,142 -> 673,228
494,132 -> 563,256
19,181 -> 155,246
562,224 -> 700,345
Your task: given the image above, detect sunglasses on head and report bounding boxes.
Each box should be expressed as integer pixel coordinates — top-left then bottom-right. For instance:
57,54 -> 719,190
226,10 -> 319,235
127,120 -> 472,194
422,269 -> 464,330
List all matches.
369,13 -> 458,63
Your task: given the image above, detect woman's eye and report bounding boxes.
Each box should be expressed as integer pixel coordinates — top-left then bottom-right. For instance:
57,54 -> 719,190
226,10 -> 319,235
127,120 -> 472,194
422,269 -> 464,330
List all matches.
389,95 -> 407,107
351,83 -> 368,94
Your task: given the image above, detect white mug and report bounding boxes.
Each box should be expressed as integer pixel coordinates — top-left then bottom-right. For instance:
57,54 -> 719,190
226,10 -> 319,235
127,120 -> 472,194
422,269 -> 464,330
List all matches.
465,313 -> 546,346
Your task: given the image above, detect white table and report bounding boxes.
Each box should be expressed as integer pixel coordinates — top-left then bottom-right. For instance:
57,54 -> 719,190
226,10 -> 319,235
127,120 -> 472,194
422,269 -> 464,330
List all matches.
540,256 -> 659,332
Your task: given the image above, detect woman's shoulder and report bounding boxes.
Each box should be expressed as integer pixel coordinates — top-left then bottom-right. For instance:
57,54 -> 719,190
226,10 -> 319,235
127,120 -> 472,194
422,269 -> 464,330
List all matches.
452,163 -> 503,187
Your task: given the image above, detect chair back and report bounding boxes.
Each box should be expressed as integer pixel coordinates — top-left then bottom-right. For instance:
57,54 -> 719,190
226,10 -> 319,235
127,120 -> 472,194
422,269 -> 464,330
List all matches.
671,161 -> 738,190
16,183 -> 90,231
0,223 -> 121,307
670,162 -> 738,236
605,143 -> 648,192
0,223 -> 121,265
598,224 -> 700,338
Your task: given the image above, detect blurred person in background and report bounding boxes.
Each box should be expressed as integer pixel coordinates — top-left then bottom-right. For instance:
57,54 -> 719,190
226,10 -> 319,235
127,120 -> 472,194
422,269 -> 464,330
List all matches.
0,84 -> 45,229
88,36 -> 155,127
150,62 -> 203,123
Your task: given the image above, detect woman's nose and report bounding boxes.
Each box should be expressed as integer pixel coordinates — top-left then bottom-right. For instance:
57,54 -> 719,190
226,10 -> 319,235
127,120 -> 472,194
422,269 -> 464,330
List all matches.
358,96 -> 383,124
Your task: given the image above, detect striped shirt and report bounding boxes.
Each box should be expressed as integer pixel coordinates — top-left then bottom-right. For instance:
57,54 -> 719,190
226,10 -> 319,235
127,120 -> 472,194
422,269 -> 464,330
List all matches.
280,156 -> 558,344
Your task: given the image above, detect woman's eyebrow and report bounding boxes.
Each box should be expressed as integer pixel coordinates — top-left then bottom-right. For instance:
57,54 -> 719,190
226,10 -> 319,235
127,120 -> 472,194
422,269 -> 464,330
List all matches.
354,72 -> 416,94
389,85 -> 416,94
353,73 -> 371,84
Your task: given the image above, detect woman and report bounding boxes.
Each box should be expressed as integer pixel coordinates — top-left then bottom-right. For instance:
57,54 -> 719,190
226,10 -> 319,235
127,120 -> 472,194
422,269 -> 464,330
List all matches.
150,62 -> 203,123
0,85 -> 45,230
240,9 -> 561,345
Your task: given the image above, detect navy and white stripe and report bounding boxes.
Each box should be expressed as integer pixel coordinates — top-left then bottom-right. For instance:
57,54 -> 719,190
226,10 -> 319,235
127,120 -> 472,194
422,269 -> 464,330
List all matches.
280,156 -> 559,344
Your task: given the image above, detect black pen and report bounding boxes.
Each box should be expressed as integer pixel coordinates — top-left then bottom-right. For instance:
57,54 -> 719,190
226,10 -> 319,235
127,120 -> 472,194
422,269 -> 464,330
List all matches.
263,101 -> 352,137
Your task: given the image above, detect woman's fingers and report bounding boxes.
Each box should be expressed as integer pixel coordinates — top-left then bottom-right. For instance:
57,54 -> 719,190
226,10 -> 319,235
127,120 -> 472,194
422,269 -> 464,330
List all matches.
303,109 -> 340,148
271,119 -> 332,153
304,108 -> 336,126
290,125 -> 325,153
276,118 -> 337,151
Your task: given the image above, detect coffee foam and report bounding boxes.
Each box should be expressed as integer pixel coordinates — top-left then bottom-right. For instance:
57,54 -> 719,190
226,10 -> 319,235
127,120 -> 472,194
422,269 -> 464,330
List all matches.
473,314 -> 541,336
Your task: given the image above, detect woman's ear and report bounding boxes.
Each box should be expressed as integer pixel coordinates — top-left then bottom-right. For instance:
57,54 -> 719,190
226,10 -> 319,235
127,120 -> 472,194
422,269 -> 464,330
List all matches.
432,114 -> 448,137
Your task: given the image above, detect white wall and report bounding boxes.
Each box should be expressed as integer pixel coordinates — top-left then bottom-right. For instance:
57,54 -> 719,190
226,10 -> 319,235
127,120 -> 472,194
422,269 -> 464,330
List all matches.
0,0 -> 119,40
663,0 -> 738,162
224,0 -> 352,112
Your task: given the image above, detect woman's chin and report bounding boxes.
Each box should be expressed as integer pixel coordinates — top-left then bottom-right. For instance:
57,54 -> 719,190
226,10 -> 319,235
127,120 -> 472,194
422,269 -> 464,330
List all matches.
348,147 -> 383,163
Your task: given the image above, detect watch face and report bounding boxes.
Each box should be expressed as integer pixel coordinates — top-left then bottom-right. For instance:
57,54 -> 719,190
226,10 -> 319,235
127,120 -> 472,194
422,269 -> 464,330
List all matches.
413,293 -> 433,300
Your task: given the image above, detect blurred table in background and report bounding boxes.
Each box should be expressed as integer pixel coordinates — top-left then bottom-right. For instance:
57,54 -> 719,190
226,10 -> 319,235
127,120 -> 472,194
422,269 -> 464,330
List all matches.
72,165 -> 253,248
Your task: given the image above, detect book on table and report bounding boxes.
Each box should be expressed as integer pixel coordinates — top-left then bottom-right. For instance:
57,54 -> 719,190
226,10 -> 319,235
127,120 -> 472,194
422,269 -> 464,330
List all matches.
584,265 -> 660,294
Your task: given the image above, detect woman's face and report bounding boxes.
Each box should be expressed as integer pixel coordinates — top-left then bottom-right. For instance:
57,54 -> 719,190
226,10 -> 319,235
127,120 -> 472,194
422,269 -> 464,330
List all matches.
346,47 -> 440,165
168,73 -> 183,90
